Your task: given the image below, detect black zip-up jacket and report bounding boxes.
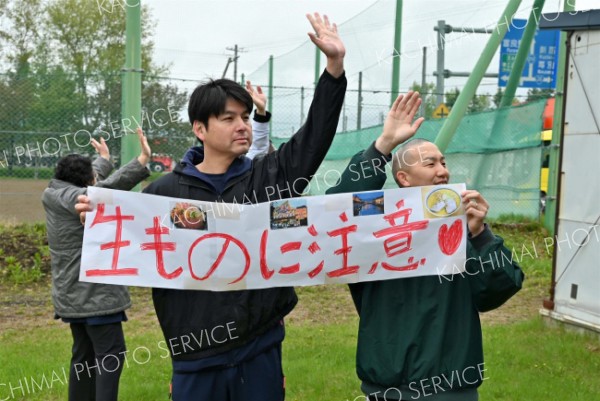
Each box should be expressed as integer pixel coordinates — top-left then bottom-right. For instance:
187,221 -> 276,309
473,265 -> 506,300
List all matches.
144,70 -> 346,361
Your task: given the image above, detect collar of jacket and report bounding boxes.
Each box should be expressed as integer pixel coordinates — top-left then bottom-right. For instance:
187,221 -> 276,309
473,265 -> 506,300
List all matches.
47,179 -> 81,189
174,146 -> 252,194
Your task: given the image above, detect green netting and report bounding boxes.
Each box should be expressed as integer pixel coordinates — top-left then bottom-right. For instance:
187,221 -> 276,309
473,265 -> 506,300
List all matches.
293,99 -> 546,219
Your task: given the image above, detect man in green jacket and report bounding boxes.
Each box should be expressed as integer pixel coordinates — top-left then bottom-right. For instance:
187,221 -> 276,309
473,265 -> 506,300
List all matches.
327,92 -> 524,401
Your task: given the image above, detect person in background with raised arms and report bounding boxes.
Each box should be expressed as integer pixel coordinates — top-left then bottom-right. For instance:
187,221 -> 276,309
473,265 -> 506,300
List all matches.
245,80 -> 273,159
42,128 -> 151,401
327,92 -> 524,401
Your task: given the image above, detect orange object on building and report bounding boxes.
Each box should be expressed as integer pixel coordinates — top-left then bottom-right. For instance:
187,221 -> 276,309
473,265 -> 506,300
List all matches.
542,98 -> 555,130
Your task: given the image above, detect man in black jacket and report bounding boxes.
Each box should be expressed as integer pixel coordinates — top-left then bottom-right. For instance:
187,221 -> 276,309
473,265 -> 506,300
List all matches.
78,12 -> 346,401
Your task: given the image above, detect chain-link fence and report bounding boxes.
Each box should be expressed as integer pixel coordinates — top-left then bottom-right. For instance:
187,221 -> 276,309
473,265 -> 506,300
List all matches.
0,75 -> 546,224
270,98 -> 546,220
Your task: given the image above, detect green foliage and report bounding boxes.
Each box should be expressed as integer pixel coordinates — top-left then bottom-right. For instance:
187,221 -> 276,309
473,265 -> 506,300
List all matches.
493,87 -> 503,108
445,88 -> 460,109
0,220 -> 598,399
3,254 -> 44,284
0,166 -> 54,179
0,0 -> 189,157
0,223 -> 49,284
492,87 -> 519,108
527,88 -> 555,103
445,87 -> 492,113
409,81 -> 437,119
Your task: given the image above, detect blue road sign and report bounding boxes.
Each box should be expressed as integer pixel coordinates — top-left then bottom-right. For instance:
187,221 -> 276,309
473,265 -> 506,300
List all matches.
499,19 -> 560,89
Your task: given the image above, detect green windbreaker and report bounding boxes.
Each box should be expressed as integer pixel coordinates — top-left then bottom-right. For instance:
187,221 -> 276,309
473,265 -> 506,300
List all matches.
326,142 -> 524,400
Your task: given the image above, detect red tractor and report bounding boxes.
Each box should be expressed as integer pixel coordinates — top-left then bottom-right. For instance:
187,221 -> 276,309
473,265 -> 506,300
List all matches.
150,154 -> 174,173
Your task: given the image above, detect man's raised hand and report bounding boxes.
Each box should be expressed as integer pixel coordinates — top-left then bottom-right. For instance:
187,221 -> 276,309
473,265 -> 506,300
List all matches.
306,13 -> 345,78
136,127 -> 152,166
91,137 -> 110,161
246,81 -> 267,116
375,91 -> 425,155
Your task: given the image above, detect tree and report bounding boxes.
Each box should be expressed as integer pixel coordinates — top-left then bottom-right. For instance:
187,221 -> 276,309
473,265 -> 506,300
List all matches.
0,0 -> 9,48
44,0 -> 160,128
2,0 -> 43,70
444,88 -> 491,113
0,0 -> 44,132
142,80 -> 191,159
468,94 -> 490,113
493,87 -> 504,108
0,0 -> 190,170
409,82 -> 437,119
526,88 -> 554,102
445,88 -> 460,109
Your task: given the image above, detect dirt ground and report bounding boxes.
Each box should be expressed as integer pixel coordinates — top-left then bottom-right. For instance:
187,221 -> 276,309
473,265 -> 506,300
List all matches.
0,279 -> 544,334
0,178 -> 49,223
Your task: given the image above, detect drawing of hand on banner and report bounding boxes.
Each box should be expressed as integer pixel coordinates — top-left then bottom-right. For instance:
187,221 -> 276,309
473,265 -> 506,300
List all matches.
80,184 -> 468,291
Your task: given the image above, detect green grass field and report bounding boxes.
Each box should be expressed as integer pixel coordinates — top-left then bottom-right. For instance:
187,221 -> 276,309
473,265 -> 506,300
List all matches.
2,316 -> 599,400
1,219 -> 599,400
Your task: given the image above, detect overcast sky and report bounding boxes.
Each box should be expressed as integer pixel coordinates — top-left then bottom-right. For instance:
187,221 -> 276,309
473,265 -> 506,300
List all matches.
142,0 -> 597,92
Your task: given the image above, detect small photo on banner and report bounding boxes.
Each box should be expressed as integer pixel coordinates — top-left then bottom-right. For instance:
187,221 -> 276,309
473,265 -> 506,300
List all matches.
169,202 -> 208,230
421,186 -> 463,219
352,191 -> 385,217
270,199 -> 308,230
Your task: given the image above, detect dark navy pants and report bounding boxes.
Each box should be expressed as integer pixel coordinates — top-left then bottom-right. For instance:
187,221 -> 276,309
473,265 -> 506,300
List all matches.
171,343 -> 285,401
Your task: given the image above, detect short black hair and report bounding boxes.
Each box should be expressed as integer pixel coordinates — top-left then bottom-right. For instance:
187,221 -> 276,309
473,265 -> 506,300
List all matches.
54,154 -> 94,187
187,79 -> 253,128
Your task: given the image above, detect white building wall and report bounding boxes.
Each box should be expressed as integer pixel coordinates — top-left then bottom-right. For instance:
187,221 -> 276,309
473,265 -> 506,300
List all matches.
552,29 -> 600,331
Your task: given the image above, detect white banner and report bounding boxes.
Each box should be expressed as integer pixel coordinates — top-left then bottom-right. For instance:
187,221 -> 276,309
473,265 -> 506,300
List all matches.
81,184 -> 468,291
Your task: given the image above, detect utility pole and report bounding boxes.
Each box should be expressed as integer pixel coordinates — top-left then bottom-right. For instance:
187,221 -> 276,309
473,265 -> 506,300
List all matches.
434,0 -> 523,152
357,72 -> 363,130
435,20 -> 447,106
421,46 -> 427,116
433,20 -> 498,106
221,57 -> 233,79
545,0 -> 575,233
121,0 -> 142,188
268,55 -> 274,133
390,0 -> 403,105
226,44 -> 245,82
300,86 -> 305,124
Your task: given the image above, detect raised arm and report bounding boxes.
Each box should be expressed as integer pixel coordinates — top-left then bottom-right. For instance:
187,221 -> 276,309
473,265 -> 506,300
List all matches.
326,92 -> 425,195
306,12 -> 345,78
90,137 -> 113,181
75,128 -> 151,223
95,127 -> 151,190
375,91 -> 424,155
246,81 -> 271,160
250,13 -> 347,199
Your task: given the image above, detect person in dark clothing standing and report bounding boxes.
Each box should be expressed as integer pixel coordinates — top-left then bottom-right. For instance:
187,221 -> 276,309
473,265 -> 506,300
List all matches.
327,92 -> 524,401
77,12 -> 347,401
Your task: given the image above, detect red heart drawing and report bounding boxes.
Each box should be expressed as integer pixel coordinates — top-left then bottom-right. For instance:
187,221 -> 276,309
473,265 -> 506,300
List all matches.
438,219 -> 463,256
